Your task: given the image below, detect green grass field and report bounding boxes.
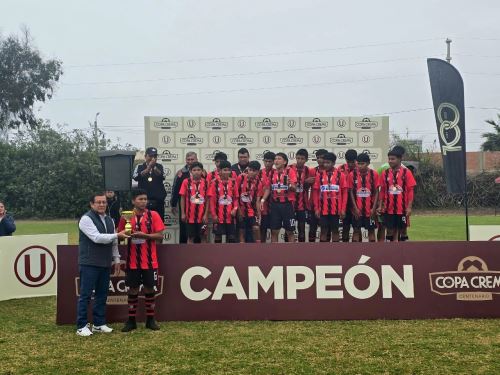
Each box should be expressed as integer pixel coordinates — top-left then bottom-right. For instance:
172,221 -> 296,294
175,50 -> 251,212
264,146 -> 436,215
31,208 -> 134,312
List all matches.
0,297 -> 499,374
3,213 -> 500,374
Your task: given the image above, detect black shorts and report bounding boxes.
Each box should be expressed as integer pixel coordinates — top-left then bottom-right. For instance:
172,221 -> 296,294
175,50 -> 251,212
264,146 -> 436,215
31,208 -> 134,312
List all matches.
320,215 -> 340,231
384,214 -> 408,230
213,222 -> 237,237
342,210 -> 353,227
186,223 -> 208,238
353,216 -> 377,230
270,201 -> 295,231
260,215 -> 271,231
295,210 -> 307,223
126,269 -> 158,289
238,216 -> 256,230
308,210 -> 318,226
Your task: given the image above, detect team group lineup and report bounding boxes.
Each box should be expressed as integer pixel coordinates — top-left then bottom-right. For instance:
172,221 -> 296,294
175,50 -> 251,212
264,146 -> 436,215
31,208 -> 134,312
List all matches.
156,145 -> 416,245
75,145 -> 416,336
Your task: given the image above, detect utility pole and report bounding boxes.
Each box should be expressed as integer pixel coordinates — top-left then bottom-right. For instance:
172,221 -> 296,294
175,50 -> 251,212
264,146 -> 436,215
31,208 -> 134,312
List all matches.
446,38 -> 452,64
93,112 -> 100,150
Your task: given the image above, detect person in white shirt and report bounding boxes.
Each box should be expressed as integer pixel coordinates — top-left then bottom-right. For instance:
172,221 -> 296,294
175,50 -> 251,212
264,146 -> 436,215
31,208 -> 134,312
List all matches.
76,193 -> 129,337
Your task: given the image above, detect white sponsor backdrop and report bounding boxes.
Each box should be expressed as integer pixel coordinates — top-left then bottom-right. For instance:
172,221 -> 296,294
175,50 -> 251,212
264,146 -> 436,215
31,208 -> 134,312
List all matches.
145,116 -> 389,243
0,234 -> 68,301
470,226 -> 500,241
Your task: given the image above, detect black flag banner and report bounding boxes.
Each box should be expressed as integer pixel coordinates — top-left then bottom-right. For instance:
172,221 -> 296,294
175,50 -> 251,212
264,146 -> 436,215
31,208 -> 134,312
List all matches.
427,58 -> 466,194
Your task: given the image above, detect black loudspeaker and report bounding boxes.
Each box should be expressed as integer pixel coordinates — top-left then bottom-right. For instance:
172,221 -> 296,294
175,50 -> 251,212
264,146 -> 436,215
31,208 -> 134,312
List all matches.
98,150 -> 136,191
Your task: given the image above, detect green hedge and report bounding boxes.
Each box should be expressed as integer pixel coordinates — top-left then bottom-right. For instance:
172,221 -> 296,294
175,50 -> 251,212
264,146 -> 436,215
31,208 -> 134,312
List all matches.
413,156 -> 499,208
1,125 -> 106,218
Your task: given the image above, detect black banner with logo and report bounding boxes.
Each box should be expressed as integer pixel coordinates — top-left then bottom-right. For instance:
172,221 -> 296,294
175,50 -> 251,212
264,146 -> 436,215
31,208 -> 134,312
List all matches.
427,58 -> 466,194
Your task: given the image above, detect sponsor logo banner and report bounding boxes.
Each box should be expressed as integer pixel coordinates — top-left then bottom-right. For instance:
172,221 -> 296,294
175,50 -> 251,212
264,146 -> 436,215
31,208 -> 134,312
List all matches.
1,234 -> 68,301
57,241 -> 500,323
469,226 -> 500,241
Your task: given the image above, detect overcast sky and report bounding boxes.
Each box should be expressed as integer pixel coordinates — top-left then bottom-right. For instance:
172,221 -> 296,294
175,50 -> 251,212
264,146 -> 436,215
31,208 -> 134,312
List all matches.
1,0 -> 499,151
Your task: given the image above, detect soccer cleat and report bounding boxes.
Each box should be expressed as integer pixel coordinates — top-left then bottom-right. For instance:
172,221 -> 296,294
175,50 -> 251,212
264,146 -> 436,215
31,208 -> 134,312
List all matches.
76,324 -> 93,337
92,324 -> 113,333
121,320 -> 137,332
145,317 -> 160,331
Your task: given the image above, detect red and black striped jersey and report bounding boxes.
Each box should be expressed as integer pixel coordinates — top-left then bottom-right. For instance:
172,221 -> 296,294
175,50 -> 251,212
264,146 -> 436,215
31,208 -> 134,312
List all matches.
290,165 -> 315,211
338,163 -> 357,177
338,163 -> 358,210
379,167 -> 416,215
258,168 -> 274,215
309,166 -> 324,210
236,174 -> 263,218
208,178 -> 238,223
348,169 -> 379,217
206,169 -> 238,184
313,169 -> 347,215
117,209 -> 165,270
263,167 -> 298,203
179,177 -> 209,224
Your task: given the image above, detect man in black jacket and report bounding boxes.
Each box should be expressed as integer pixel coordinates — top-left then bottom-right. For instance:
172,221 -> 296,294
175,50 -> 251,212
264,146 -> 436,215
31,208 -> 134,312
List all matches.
0,201 -> 16,236
133,147 -> 167,222
171,151 -> 198,243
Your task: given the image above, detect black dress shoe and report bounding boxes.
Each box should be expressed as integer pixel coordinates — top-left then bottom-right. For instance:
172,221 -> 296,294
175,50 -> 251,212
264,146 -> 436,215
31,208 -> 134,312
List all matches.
121,320 -> 137,332
145,317 -> 160,331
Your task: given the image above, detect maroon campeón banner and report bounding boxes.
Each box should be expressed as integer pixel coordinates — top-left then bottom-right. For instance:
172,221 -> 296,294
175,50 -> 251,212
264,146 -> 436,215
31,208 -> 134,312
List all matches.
56,242 -> 500,324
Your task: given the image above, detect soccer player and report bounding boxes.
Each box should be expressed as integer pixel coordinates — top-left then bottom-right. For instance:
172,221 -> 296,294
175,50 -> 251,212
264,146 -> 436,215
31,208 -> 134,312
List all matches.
349,153 -> 379,242
338,149 -> 358,242
308,149 -> 328,242
290,149 -> 315,242
208,160 -> 238,243
207,151 -> 237,183
236,161 -> 263,243
376,162 -> 390,242
118,189 -> 165,332
261,152 -> 297,243
179,162 -> 209,243
313,152 -> 347,242
378,146 -> 416,242
258,151 -> 276,242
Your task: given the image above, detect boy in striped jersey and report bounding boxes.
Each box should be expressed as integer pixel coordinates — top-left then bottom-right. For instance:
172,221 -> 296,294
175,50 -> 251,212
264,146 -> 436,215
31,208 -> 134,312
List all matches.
378,146 -> 416,242
207,151 -> 237,183
236,161 -> 263,243
338,149 -> 358,242
312,152 -> 347,242
208,160 -> 238,243
261,152 -> 297,243
118,189 -> 165,332
308,149 -> 328,242
349,153 -> 379,242
290,149 -> 316,242
179,162 -> 209,243
258,152 -> 276,242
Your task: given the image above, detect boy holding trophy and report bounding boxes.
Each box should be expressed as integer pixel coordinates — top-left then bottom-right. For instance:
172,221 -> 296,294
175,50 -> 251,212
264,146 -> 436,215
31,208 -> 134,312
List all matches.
118,189 -> 165,332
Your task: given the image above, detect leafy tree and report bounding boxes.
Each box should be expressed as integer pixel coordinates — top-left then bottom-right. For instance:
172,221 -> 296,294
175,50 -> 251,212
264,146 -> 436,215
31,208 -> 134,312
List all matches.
0,28 -> 63,130
0,122 -> 136,218
481,114 -> 500,151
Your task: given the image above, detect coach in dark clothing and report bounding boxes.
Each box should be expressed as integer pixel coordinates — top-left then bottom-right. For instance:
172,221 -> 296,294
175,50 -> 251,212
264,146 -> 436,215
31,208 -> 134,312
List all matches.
231,147 -> 250,176
171,152 -> 199,243
76,193 -> 128,336
133,147 -> 167,222
0,201 -> 16,236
